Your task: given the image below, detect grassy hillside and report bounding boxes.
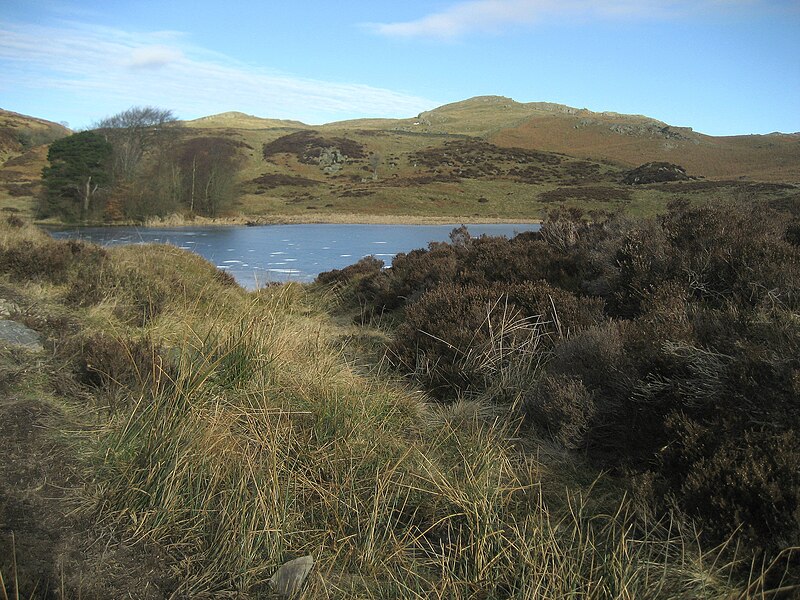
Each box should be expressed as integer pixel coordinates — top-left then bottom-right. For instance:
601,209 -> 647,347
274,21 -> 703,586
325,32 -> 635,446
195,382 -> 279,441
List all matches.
2,97 -> 798,225
1,215 -> 792,598
127,97 -> 800,222
0,109 -> 70,163
184,111 -> 309,130
0,110 -> 70,219
183,120 -> 797,224
490,112 -> 800,183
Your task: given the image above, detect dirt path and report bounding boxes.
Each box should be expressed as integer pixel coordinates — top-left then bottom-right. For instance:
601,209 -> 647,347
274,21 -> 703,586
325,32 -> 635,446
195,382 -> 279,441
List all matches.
0,344 -> 78,597
0,318 -> 175,598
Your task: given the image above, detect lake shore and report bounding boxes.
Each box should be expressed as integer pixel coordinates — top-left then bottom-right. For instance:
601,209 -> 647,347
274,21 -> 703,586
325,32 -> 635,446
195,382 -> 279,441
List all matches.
47,221 -> 542,288
36,212 -> 542,229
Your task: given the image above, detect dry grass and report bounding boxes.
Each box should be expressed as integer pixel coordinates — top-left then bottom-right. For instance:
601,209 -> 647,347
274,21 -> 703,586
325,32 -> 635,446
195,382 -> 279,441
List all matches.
489,112 -> 800,182
1,218 -> 794,598
85,287 -> 779,598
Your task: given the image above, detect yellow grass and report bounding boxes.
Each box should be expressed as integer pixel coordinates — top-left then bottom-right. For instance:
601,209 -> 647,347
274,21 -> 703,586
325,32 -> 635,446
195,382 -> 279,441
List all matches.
0,215 -> 794,598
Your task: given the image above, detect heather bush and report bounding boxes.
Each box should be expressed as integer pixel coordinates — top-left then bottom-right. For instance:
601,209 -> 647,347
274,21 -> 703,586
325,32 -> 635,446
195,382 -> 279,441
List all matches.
5,214 -> 24,228
0,237 -> 109,284
586,202 -> 800,316
524,373 -> 595,450
373,242 -> 461,309
0,239 -> 73,282
391,283 -> 520,398
325,203 -> 800,567
786,217 -> 800,246
63,332 -> 167,399
343,227 -> 600,312
662,415 -> 800,565
393,281 -> 602,400
316,255 -> 384,287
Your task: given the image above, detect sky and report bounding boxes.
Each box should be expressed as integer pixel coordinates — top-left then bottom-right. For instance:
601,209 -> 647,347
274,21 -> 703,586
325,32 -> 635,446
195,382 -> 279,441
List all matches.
1,1 -> 798,136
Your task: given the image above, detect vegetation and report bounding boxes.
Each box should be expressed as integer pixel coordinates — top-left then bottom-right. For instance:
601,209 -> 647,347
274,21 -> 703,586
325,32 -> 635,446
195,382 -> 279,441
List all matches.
1,210 -> 797,596
2,97 -> 799,596
93,106 -> 177,180
39,131 -> 113,220
319,201 -> 800,591
32,107 -> 253,223
3,98 -> 798,225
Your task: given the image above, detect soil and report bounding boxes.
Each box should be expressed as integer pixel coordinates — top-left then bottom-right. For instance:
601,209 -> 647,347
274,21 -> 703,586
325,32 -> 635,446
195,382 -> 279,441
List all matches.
0,331 -> 177,598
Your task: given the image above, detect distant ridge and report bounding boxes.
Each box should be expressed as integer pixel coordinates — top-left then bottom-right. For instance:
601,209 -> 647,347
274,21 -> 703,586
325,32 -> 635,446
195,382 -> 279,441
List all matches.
412,95 -> 688,137
184,111 -> 308,130
0,108 -> 71,162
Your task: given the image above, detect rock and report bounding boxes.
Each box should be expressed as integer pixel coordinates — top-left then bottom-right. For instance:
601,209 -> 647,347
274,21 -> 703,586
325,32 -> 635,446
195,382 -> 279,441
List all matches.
319,147 -> 344,174
0,299 -> 19,318
0,319 -> 43,352
608,121 -> 693,141
270,555 -> 314,597
622,162 -> 690,185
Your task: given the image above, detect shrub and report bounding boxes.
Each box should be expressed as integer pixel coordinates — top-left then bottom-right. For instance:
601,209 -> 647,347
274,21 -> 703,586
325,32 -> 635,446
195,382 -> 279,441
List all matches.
662,415 -> 800,564
214,267 -> 238,287
334,202 -> 800,566
393,281 -> 602,400
375,243 -> 461,309
0,239 -> 69,282
353,225 -> 601,313
0,238 -> 107,284
5,215 -> 24,228
316,255 -> 384,286
64,332 -> 167,399
524,373 -> 595,450
786,217 -> 800,246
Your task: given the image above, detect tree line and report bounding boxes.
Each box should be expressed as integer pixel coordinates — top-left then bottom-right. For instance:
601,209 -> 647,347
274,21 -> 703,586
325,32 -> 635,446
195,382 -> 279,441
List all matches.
39,106 -> 243,222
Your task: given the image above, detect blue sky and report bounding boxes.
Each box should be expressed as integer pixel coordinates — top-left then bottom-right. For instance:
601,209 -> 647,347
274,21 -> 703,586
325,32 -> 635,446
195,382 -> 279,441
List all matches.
1,0 -> 798,135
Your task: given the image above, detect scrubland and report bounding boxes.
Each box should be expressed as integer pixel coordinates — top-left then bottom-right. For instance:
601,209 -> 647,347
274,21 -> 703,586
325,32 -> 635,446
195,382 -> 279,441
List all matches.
0,204 -> 797,598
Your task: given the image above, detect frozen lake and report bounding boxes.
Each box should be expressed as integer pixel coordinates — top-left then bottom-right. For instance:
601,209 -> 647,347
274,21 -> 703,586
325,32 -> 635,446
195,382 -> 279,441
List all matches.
49,223 -> 541,289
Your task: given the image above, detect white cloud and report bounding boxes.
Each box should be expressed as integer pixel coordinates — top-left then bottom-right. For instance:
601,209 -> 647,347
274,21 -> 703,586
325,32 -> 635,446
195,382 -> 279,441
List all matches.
128,45 -> 185,69
0,20 -> 435,125
368,0 -> 761,39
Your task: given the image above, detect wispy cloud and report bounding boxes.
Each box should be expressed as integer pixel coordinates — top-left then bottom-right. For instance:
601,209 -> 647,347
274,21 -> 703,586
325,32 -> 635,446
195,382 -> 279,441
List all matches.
0,20 -> 435,125
368,0 -> 762,39
127,45 -> 185,69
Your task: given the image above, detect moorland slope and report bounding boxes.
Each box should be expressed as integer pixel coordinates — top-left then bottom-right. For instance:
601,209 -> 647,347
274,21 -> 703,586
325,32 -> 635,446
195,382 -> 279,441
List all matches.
1,97 -> 798,224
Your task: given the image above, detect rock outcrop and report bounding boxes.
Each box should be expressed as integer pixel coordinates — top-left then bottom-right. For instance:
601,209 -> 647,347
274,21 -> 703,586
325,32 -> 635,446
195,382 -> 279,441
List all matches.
622,162 -> 690,185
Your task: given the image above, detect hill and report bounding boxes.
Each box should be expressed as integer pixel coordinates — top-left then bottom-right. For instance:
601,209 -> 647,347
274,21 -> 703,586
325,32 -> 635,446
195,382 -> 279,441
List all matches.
225,97 -> 799,222
488,108 -> 800,182
2,97 -> 798,224
183,111 -> 308,130
0,109 -> 70,162
382,96 -> 799,183
0,110 -> 70,218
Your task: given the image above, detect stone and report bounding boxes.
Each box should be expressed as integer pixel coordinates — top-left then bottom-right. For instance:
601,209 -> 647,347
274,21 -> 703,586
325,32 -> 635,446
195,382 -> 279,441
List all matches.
622,162 -> 690,185
270,555 -> 314,598
0,299 -> 19,318
319,147 -> 344,174
0,319 -> 43,352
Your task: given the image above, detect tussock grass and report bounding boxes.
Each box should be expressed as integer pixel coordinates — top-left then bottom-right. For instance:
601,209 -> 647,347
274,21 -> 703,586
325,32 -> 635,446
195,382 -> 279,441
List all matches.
1,218 -> 790,597
87,293 -> 764,598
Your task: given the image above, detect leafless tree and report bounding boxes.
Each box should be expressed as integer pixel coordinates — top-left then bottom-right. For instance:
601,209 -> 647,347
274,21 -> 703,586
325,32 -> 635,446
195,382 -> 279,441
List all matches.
94,106 -> 178,180
177,137 -> 243,217
369,151 -> 381,181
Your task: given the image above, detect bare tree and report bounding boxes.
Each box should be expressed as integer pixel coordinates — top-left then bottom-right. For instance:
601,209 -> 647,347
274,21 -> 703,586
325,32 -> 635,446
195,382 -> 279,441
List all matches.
369,151 -> 381,181
94,106 -> 178,180
176,137 -> 243,217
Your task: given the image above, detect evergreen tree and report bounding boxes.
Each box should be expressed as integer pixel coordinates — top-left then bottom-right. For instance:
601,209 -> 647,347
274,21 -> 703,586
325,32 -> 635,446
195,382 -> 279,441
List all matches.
40,131 -> 113,220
